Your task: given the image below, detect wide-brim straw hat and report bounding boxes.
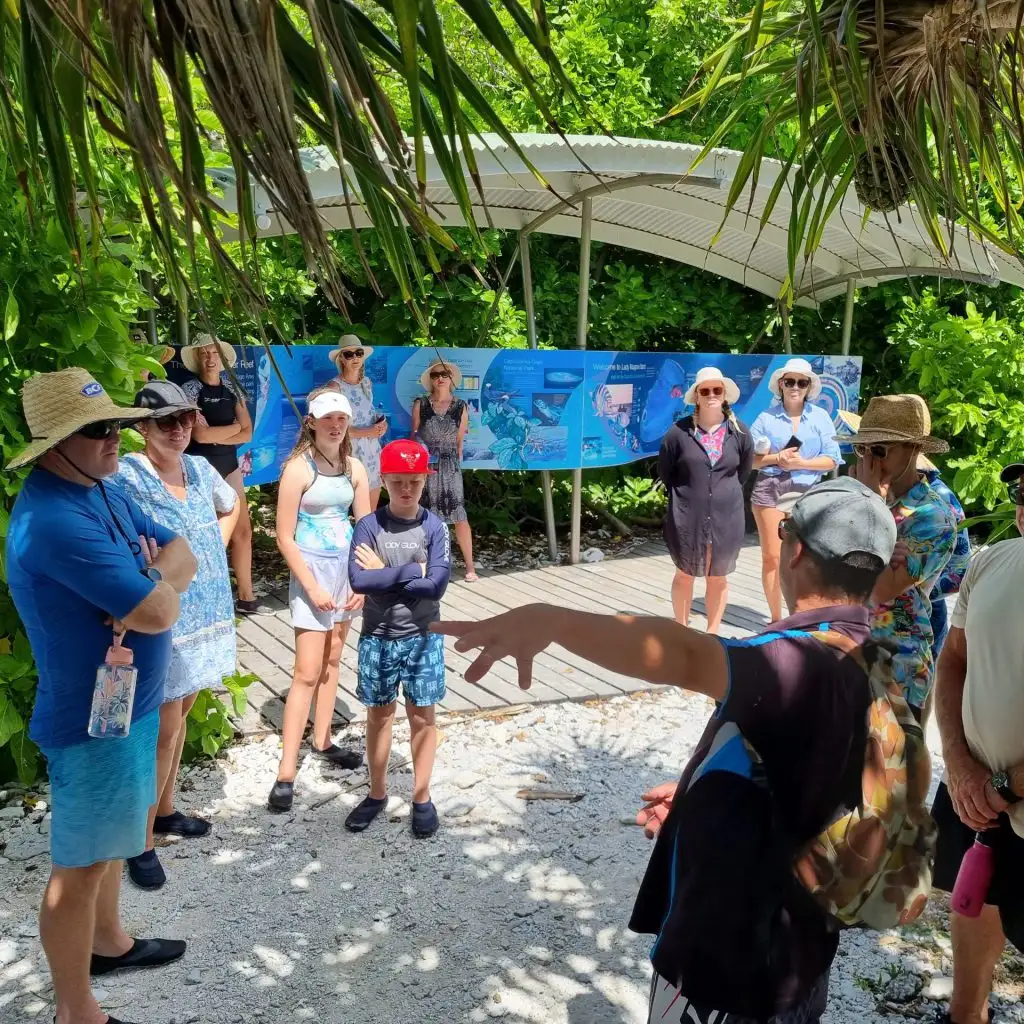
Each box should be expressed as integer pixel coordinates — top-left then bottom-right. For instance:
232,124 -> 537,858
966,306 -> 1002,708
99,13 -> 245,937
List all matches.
839,410 -> 939,472
836,395 -> 949,454
684,365 -> 740,406
181,333 -> 237,374
420,359 -> 463,392
768,357 -> 822,400
6,368 -> 154,470
328,334 -> 374,367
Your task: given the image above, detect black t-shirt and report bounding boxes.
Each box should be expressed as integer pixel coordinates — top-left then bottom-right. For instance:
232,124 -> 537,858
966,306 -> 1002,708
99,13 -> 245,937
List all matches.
629,605 -> 871,1018
183,375 -> 242,478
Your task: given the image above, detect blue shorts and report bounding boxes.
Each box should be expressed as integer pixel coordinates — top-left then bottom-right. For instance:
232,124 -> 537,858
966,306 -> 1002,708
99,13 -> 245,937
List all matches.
43,710 -> 159,868
357,633 -> 446,708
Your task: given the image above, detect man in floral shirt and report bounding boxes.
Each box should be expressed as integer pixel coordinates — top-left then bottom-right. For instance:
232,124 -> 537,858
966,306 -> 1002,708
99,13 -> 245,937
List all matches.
842,395 -> 957,719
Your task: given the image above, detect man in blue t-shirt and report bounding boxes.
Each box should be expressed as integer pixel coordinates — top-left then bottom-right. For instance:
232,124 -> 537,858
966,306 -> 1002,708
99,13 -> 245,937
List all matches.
344,439 -> 451,839
5,368 -> 197,1024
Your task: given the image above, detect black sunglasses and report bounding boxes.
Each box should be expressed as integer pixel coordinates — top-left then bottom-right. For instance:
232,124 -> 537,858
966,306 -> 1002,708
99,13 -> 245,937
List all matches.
77,420 -> 126,441
697,386 -> 724,397
782,377 -> 810,390
1009,481 -> 1024,506
430,370 -> 451,380
341,348 -> 365,360
777,515 -> 797,541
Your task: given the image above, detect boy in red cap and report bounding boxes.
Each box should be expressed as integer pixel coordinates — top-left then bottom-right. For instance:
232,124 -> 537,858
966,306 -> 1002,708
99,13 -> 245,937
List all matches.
347,440 -> 452,837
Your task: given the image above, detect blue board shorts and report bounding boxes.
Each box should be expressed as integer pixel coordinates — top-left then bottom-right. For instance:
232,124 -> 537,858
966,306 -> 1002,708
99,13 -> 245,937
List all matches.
42,709 -> 159,868
357,633 -> 446,708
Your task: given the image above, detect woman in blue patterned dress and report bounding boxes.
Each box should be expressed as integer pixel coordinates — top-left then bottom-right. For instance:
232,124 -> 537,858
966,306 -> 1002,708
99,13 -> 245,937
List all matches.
327,335 -> 386,511
114,380 -> 240,890
268,387 -> 372,812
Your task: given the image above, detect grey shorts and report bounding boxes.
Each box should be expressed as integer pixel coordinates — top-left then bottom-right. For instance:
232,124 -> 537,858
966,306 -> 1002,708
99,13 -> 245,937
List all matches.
289,547 -> 360,632
751,472 -> 811,509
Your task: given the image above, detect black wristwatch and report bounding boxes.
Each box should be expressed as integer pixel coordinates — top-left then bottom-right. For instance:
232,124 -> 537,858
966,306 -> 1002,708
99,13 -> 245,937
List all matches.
142,566 -> 164,584
991,771 -> 1020,805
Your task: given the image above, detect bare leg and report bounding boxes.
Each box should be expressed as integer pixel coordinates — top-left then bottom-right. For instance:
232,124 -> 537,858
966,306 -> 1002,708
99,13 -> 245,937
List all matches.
155,693 -> 199,819
406,703 -> 438,804
366,704 -> 397,800
92,860 -> 133,957
704,576 -> 729,635
42,863 -> 114,1024
752,504 -> 785,623
311,622 -> 349,750
276,629 -> 329,783
949,904 -> 1005,1024
369,486 -> 381,512
671,570 -> 695,626
225,469 -> 254,603
143,698 -> 185,850
453,520 -> 476,577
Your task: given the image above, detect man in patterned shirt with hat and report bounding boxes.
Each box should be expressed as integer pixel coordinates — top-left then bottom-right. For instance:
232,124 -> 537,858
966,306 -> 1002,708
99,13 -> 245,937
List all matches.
841,393 -> 957,720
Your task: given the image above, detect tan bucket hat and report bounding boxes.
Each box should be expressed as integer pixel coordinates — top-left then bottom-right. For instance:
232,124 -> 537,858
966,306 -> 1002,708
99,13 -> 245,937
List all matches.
328,333 -> 374,367
420,359 -> 463,391
836,395 -> 948,454
6,368 -> 154,470
181,333 -> 237,374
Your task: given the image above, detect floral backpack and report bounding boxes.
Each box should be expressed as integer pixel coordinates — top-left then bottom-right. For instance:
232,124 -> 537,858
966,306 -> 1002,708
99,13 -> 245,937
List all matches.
792,629 -> 938,930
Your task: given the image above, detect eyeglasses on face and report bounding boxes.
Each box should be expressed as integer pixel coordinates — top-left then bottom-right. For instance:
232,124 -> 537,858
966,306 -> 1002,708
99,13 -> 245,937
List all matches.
697,386 -> 724,398
77,420 -> 124,441
854,443 -> 892,460
1009,481 -> 1024,506
341,348 -> 365,360
155,411 -> 196,432
430,370 -> 451,380
777,515 -> 796,541
782,377 -> 810,390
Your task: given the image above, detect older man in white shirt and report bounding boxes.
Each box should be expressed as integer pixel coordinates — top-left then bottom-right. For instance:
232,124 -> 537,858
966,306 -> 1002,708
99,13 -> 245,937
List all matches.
932,461 -> 1024,1024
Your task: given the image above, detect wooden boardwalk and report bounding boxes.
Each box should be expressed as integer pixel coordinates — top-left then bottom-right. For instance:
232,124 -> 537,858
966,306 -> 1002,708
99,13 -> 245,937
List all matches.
234,539 -> 774,731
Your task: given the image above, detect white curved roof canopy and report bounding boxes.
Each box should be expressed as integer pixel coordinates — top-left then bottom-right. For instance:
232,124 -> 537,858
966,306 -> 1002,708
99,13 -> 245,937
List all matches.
212,134 -> 1024,308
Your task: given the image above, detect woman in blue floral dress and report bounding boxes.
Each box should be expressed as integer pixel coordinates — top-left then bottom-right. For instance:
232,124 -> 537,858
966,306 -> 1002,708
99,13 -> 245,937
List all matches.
114,380 -> 240,890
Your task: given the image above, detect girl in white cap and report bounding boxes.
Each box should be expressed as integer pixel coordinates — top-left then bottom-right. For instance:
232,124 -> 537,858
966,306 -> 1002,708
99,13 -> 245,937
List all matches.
749,358 -> 841,621
659,366 -> 753,632
327,334 -> 386,510
268,387 -> 372,812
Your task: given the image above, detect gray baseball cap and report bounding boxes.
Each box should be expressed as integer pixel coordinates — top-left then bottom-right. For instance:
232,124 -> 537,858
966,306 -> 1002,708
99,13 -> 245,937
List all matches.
778,477 -> 896,563
134,379 -> 198,416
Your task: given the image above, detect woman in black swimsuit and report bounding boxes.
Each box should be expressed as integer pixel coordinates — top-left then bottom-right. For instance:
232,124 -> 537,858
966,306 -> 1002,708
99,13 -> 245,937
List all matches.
181,334 -> 258,614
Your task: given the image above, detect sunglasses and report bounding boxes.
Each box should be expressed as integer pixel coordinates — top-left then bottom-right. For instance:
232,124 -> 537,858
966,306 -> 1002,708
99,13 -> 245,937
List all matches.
854,443 -> 892,459
77,420 -> 125,441
777,515 -> 796,541
1009,482 -> 1024,506
697,386 -> 724,398
430,370 -> 451,380
341,349 -> 365,360
782,377 -> 810,390
154,411 -> 196,432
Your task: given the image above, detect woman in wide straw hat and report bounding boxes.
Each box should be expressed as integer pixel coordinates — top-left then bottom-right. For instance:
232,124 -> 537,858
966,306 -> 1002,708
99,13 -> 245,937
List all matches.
180,333 -> 259,614
749,357 -> 842,621
411,357 -> 477,581
660,366 -> 754,632
326,333 -> 385,510
842,394 -> 958,718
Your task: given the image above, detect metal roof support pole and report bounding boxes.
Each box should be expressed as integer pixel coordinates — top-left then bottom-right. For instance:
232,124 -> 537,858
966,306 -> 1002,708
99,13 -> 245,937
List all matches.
570,196 -> 594,566
841,279 -> 856,355
520,232 -> 559,564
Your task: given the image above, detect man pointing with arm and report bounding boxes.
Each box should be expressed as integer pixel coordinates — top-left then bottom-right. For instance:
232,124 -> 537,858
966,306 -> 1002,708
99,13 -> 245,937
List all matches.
435,477 -> 896,1024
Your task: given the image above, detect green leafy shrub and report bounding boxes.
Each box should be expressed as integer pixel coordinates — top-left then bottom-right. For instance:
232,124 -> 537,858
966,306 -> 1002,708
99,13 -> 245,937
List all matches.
182,673 -> 258,762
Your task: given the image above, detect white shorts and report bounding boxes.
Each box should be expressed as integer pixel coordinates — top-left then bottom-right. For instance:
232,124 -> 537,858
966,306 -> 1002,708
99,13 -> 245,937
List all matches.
289,547 -> 360,632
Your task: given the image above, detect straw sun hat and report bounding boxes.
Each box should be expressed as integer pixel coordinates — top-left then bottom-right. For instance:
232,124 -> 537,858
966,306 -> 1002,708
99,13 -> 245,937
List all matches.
420,359 -> 463,392
683,366 -> 740,406
837,395 -> 948,455
180,333 -> 237,375
328,334 -> 374,368
6,368 -> 154,470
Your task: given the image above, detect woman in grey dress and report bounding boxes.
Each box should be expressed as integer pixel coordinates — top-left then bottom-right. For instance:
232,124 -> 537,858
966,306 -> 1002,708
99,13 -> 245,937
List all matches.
411,359 -> 478,581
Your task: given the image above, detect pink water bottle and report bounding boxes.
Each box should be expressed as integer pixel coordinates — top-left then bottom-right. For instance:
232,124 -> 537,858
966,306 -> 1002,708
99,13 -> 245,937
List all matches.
951,832 -> 995,918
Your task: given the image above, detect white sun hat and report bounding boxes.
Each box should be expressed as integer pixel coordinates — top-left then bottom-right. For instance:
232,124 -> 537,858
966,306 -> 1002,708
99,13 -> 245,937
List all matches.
308,391 -> 353,419
768,357 -> 822,400
683,366 -> 741,406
